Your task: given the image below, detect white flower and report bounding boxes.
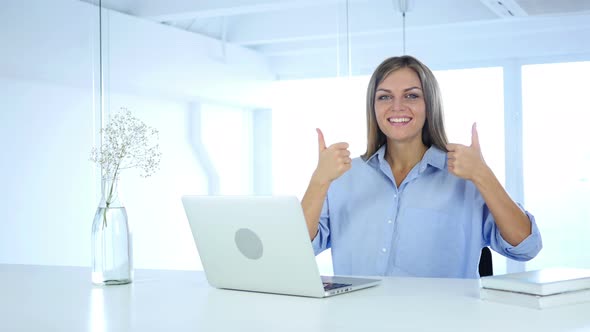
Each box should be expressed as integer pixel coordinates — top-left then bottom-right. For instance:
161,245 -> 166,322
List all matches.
90,108 -> 161,208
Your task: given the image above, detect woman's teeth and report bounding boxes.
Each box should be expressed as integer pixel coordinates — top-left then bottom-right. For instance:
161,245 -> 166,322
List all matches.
388,117 -> 410,123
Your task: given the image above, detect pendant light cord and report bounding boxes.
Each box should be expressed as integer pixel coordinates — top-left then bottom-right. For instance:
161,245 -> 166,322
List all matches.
99,0 -> 103,118
395,0 -> 408,55
402,11 -> 406,54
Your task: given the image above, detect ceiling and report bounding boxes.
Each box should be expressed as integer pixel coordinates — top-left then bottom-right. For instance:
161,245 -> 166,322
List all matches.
86,0 -> 590,79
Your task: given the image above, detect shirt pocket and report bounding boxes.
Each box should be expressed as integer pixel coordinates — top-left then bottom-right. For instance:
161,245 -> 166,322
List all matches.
394,207 -> 466,277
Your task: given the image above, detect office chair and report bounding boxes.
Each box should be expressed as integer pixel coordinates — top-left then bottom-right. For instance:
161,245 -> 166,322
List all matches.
478,247 -> 493,277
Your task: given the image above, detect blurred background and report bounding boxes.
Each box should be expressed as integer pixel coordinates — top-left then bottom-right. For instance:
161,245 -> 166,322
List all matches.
1,0 -> 588,275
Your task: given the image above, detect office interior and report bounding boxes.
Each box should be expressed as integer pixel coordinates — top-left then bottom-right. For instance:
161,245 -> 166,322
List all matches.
1,0 -> 589,277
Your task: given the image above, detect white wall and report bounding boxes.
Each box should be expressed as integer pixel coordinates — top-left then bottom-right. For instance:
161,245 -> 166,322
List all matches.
0,0 -> 272,269
104,7 -> 274,108
0,0 -> 99,266
0,78 -> 97,266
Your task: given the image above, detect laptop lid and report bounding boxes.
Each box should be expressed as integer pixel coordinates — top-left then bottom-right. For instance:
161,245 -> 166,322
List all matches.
182,195 -> 380,298
182,195 -> 328,297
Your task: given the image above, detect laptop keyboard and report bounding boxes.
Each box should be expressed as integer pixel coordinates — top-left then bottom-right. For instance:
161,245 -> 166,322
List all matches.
323,282 -> 352,291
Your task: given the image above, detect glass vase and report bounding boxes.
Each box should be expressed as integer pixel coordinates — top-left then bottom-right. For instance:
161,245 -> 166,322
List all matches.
91,178 -> 133,285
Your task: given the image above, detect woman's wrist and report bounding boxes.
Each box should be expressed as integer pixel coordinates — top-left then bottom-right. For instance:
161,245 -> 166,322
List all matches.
311,170 -> 332,187
471,163 -> 495,188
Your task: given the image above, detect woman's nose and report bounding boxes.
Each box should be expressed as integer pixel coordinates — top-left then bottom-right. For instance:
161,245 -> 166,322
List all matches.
391,97 -> 404,111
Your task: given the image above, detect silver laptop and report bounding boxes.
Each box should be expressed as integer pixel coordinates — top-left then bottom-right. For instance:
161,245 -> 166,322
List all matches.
181,195 -> 380,298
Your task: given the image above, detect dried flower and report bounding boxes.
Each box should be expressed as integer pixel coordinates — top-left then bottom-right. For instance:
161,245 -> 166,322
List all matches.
90,108 -> 161,210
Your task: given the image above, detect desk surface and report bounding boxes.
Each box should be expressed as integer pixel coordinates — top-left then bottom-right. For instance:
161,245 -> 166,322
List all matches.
1,264 -> 589,332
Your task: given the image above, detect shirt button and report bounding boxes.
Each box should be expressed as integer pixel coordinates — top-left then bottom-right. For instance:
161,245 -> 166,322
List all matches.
388,220 -> 392,224
393,194 -> 397,198
382,248 -> 387,253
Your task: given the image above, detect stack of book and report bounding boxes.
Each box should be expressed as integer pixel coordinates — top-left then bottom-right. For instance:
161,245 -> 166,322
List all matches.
480,267 -> 590,309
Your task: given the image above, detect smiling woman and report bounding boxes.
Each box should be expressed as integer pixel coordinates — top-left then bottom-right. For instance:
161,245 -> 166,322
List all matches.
364,57 -> 448,164
271,65 -> 509,276
298,55 -> 542,278
374,68 -> 427,152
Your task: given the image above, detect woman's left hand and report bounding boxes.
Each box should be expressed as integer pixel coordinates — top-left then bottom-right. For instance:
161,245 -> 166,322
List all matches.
446,123 -> 489,181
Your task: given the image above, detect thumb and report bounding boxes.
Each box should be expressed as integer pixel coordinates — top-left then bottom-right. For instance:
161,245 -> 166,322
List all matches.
471,122 -> 480,149
316,128 -> 327,152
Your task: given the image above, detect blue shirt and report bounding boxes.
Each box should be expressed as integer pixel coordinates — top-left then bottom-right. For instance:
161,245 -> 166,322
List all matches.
311,145 -> 542,279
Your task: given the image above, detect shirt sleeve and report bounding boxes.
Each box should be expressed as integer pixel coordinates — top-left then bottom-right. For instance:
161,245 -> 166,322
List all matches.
311,195 -> 331,255
483,202 -> 543,261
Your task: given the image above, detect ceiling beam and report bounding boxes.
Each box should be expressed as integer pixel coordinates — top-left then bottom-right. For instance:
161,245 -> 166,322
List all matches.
130,0 -> 345,21
228,11 -> 590,47
223,0 -> 497,46
479,0 -> 528,17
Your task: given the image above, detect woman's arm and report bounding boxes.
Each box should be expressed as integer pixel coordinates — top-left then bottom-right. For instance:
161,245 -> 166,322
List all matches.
302,128 -> 352,240
470,165 -> 531,245
301,178 -> 331,240
447,123 -> 531,246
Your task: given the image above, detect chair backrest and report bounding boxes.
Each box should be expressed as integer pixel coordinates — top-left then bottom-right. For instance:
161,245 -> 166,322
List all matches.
478,247 -> 493,277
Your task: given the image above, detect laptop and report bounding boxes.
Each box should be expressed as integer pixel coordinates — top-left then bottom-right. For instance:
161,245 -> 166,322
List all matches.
181,195 -> 380,298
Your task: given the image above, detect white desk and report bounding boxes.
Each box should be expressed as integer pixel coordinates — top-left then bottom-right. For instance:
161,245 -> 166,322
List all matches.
1,264 -> 589,331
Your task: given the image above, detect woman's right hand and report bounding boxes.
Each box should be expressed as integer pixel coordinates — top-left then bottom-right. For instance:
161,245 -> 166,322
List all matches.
312,128 -> 352,185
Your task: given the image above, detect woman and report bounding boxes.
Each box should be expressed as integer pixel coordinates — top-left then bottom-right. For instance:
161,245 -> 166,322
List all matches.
301,55 -> 542,278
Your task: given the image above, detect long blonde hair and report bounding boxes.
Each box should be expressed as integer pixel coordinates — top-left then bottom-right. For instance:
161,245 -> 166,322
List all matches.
361,55 -> 448,160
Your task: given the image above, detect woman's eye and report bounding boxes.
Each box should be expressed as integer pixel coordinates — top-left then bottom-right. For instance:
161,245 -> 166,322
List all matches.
377,95 -> 392,101
406,93 -> 419,99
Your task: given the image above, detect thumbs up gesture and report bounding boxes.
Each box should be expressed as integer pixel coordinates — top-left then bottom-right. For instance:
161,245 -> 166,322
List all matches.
446,123 -> 488,181
312,128 -> 352,185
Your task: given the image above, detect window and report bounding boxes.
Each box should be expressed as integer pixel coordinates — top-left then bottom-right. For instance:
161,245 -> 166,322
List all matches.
436,67 -> 507,274
522,61 -> 590,270
271,77 -> 368,275
435,67 -> 505,185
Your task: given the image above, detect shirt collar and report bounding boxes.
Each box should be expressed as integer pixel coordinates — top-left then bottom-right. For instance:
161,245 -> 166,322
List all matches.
365,145 -> 387,164
420,146 -> 447,172
366,145 -> 447,172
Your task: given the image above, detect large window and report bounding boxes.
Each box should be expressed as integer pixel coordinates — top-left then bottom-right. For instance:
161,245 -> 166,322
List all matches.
271,76 -> 368,199
271,76 -> 368,275
522,61 -> 590,270
438,67 -> 507,274
435,67 -> 505,185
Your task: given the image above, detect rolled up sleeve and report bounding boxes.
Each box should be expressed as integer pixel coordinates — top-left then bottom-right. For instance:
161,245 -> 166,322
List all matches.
311,196 -> 331,255
485,204 -> 543,261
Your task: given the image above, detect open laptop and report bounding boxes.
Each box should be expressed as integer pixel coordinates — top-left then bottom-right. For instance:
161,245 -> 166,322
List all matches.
181,195 -> 380,298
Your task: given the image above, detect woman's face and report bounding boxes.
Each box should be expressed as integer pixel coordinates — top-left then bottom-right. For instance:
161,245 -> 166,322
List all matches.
374,67 -> 426,146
